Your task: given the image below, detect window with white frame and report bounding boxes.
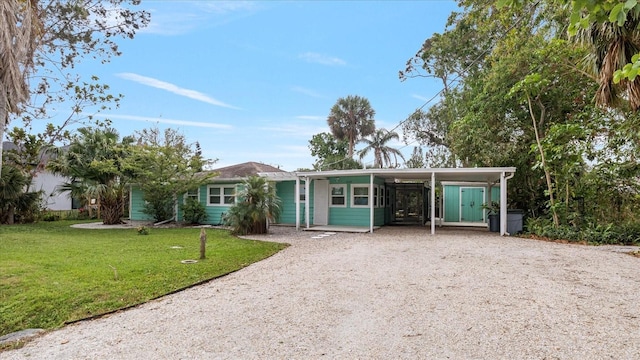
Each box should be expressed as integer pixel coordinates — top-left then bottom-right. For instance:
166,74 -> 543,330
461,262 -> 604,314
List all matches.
330,184 -> 346,207
184,188 -> 199,203
208,185 -> 236,206
380,186 -> 385,207
351,185 -> 369,207
373,186 -> 378,207
299,183 -> 306,202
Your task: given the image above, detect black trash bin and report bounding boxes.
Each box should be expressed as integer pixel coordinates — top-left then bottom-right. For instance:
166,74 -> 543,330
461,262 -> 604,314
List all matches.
488,213 -> 500,232
507,209 -> 524,234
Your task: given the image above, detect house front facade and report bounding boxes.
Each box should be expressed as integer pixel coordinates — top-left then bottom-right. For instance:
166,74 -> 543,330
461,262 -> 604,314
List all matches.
129,163 -> 516,235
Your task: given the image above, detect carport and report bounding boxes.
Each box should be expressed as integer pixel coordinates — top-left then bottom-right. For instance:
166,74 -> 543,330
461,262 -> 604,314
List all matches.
291,167 -> 516,236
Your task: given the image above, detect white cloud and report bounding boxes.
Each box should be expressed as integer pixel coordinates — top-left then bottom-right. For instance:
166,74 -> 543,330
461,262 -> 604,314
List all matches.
291,86 -> 325,98
299,52 -> 346,66
296,115 -> 325,121
194,1 -> 261,14
258,124 -> 327,138
117,73 -> 240,110
411,94 -> 430,102
140,1 -> 262,35
94,113 -> 233,129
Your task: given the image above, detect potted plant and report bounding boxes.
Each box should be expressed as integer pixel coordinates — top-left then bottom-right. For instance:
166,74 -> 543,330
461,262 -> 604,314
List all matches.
482,201 -> 500,232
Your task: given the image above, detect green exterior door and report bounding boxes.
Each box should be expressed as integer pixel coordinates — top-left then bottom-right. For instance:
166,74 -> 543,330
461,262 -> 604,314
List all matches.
460,187 -> 484,222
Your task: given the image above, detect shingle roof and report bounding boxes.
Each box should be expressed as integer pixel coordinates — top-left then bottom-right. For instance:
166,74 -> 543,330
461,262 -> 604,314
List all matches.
211,162 -> 284,179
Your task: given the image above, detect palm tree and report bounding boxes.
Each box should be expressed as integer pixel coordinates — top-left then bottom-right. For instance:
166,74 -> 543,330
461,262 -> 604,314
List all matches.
0,164 -> 40,224
577,13 -> 640,110
48,127 -> 133,225
0,1 -> 42,176
359,128 -> 405,168
225,176 -> 281,235
327,95 -> 376,158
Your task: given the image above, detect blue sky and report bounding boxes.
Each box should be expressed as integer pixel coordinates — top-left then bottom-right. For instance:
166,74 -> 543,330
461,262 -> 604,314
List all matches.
47,1 -> 458,171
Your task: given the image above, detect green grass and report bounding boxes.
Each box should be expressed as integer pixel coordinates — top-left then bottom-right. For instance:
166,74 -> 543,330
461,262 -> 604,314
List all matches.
0,221 -> 289,337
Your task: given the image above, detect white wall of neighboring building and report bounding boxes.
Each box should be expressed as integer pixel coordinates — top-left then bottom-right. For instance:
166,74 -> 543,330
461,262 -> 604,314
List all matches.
32,172 -> 72,211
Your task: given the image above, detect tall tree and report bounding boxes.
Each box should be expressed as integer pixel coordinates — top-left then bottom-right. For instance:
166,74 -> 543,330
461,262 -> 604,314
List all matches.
128,127 -> 215,222
327,95 -> 376,158
0,0 -> 42,177
405,146 -> 425,169
358,128 -> 405,168
48,126 -> 134,224
308,132 -> 361,170
1,1 -> 149,175
574,7 -> 640,110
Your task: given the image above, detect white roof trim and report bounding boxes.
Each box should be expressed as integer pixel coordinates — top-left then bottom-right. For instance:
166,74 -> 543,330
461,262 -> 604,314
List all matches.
258,167 -> 516,184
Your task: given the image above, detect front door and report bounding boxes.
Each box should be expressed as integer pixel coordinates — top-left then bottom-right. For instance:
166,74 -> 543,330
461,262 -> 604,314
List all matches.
313,179 -> 329,225
460,187 -> 484,222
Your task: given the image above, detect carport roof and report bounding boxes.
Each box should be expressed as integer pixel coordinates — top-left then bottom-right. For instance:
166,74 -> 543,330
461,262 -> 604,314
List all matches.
260,167 -> 516,184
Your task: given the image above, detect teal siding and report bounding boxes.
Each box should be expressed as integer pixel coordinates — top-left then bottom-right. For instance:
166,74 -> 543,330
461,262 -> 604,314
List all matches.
444,185 -> 460,222
275,180 -> 307,225
329,207 -> 370,226
444,184 -> 500,223
325,175 -> 387,227
203,182 -> 239,225
130,186 -> 154,221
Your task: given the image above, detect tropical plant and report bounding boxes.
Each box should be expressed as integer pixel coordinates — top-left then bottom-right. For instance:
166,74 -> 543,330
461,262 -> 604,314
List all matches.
0,164 -> 42,224
225,176 -> 281,235
0,0 -> 41,176
327,95 -> 376,158
48,127 -> 133,225
358,128 -> 405,168
573,8 -> 640,110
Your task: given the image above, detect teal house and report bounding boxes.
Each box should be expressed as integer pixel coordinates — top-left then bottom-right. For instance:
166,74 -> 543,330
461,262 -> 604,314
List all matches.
129,162 -> 517,235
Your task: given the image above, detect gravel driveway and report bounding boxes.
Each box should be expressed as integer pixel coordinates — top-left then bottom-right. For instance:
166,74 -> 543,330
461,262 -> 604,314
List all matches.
2,226 -> 639,359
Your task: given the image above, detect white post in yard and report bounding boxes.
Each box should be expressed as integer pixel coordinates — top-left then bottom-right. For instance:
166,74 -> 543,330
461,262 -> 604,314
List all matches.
500,172 -> 507,235
369,174 -> 374,233
295,176 -> 300,231
431,172 -> 436,235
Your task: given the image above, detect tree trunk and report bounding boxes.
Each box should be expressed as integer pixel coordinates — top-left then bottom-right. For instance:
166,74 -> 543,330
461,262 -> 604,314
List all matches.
6,205 -> 15,225
526,94 -> 559,227
0,90 -> 7,178
100,195 -> 123,225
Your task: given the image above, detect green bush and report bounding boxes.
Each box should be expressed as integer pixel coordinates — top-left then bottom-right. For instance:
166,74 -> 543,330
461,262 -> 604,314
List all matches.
224,176 -> 280,235
181,198 -> 208,224
525,216 -> 640,245
42,212 -> 61,222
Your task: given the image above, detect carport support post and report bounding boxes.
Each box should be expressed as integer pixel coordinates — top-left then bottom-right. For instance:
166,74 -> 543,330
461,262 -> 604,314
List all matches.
431,172 -> 436,235
369,174 -> 374,233
305,177 -> 310,230
295,176 -> 300,231
500,172 -> 507,236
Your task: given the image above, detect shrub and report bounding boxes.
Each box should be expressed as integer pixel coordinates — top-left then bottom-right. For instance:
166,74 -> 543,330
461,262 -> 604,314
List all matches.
181,198 -> 208,224
224,176 -> 280,235
525,216 -> 640,245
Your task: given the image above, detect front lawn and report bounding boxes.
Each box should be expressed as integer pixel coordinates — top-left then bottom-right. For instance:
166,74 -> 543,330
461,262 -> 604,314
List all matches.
0,221 -> 289,337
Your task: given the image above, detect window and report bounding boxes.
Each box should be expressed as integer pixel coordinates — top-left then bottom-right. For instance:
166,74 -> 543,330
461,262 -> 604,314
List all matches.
352,185 -> 369,207
380,186 -> 385,207
386,187 -> 390,207
330,185 -> 346,207
299,183 -> 306,202
208,185 -> 236,206
184,188 -> 199,203
373,186 -> 378,207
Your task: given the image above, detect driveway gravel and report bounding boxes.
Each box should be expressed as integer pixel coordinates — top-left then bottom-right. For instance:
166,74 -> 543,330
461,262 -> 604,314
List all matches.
2,226 -> 639,359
